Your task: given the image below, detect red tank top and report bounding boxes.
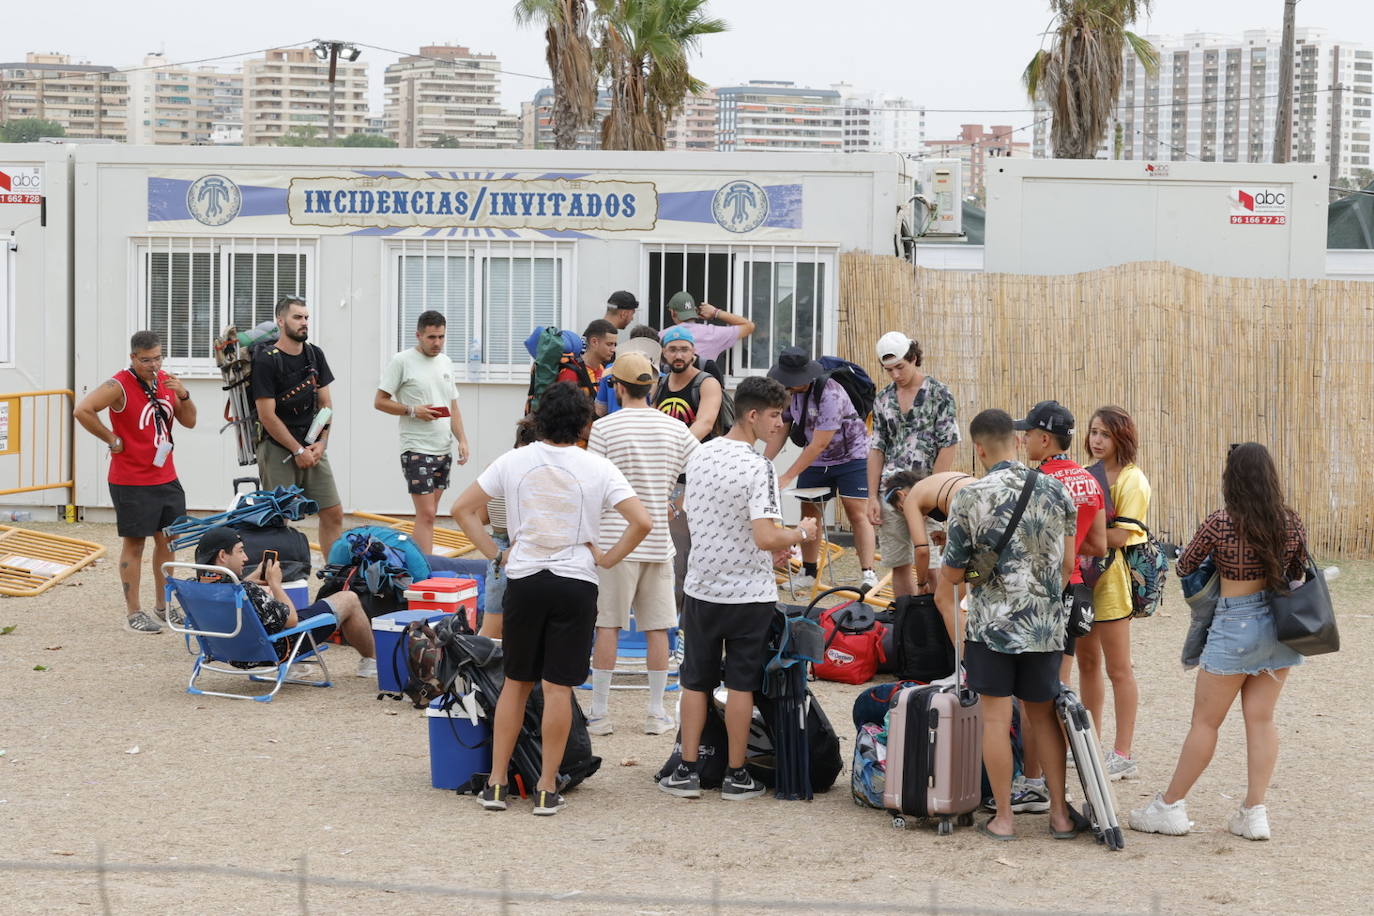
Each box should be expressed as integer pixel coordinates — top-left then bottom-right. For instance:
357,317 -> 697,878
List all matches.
108,368 -> 178,486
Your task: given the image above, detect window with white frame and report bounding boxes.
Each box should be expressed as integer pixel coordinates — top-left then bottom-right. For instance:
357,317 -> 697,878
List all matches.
644,243 -> 835,377
390,239 -> 572,382
135,237 -> 312,372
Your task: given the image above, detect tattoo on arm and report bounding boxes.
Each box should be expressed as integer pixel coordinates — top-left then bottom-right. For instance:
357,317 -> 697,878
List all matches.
101,380 -> 121,392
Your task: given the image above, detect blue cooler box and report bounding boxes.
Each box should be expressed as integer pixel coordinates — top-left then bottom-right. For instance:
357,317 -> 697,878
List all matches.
427,699 -> 491,790
283,579 -> 309,610
373,609 -> 447,693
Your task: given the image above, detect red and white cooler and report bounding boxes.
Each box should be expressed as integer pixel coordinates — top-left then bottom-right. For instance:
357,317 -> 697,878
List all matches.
405,577 -> 479,630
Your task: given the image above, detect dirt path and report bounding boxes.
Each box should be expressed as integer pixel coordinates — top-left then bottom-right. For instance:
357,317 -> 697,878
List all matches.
1,520 -> 1371,914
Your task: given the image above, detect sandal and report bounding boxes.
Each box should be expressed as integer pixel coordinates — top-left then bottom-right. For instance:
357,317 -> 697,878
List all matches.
977,818 -> 1016,841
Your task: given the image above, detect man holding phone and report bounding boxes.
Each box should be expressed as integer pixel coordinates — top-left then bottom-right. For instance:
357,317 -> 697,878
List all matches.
375,310 -> 471,554
75,330 -> 196,634
194,526 -> 378,677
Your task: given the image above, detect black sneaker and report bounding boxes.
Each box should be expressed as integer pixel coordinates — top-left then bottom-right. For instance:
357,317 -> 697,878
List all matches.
658,764 -> 702,798
532,790 -> 566,816
721,769 -> 765,801
477,782 -> 508,811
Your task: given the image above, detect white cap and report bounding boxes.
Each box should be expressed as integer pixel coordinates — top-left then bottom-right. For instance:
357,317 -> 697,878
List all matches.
876,331 -> 914,365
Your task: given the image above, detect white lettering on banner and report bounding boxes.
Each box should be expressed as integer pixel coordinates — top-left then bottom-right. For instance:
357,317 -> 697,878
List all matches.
1229,186 -> 1288,226
288,176 -> 659,231
0,165 -> 43,205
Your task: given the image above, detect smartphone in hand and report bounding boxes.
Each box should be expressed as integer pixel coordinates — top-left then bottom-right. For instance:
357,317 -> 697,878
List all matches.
429,405 -> 451,418
261,549 -> 279,567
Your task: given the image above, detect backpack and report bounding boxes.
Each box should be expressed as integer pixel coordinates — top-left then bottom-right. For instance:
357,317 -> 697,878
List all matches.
891,594 -> 955,682
685,370 -> 735,438
851,723 -> 888,809
398,615 -> 472,708
751,689 -> 843,793
318,526 -> 431,621
851,680 -> 926,730
231,517 -> 312,582
1111,517 -> 1169,618
788,356 -> 877,448
525,326 -> 595,413
654,697 -> 730,789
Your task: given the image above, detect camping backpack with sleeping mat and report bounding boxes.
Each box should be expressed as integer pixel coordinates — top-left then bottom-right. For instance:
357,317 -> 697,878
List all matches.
317,525 -> 431,620
525,326 -> 595,413
808,587 -> 887,684
891,593 -> 955,683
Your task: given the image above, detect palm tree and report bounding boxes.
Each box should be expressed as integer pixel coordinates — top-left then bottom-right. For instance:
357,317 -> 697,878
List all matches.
515,0 -> 599,149
596,0 -> 726,151
1024,1 -> 1158,159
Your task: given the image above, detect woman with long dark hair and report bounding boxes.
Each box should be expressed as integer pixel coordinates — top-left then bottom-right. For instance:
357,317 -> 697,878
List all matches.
1130,442 -> 1306,840
1077,405 -> 1148,781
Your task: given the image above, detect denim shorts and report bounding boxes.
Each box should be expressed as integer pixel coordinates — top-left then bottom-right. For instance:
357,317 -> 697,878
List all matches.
1198,591 -> 1303,677
483,531 -> 511,618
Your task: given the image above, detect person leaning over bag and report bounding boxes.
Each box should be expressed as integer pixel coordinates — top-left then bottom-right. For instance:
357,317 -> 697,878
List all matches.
1130,442 -> 1307,842
1078,405 -> 1150,782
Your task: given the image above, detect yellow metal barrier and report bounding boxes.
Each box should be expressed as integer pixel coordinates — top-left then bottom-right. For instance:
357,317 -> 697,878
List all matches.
0,389 -> 75,508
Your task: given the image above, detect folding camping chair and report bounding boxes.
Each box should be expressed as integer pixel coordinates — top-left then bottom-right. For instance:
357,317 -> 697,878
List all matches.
579,610 -> 681,692
162,562 -> 336,703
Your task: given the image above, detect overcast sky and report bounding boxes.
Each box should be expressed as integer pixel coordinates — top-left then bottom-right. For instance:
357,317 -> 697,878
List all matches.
7,0 -> 1374,138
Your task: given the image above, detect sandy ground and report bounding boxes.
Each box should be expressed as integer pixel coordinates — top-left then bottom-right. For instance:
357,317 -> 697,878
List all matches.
1,517 -> 1372,915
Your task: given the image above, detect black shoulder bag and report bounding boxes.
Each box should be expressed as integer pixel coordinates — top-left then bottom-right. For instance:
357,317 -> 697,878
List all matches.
965,469 -> 1040,585
1270,542 -> 1340,656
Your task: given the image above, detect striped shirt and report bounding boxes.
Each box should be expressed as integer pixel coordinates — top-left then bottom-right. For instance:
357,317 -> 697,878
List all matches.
588,406 -> 698,562
487,496 -> 507,532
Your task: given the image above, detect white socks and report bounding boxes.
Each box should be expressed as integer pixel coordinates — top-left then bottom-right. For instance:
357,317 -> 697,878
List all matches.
590,669 -> 613,718
647,670 -> 669,717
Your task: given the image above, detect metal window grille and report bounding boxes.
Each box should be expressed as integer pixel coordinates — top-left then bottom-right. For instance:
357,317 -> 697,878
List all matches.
390,239 -> 572,383
643,243 -> 836,377
135,237 -> 313,372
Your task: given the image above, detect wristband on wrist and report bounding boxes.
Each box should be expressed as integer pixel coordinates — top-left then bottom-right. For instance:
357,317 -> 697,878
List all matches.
406,405 -> 415,417
293,446 -> 306,457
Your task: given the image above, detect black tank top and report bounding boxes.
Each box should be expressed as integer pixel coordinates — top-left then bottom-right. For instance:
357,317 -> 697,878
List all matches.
654,370 -> 706,433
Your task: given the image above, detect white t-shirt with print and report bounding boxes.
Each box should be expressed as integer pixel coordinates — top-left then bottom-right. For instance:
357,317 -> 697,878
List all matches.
476,441 -> 635,585
377,348 -> 459,455
683,436 -> 782,604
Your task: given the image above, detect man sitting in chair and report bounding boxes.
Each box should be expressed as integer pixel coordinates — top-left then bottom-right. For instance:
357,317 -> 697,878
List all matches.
194,526 -> 378,677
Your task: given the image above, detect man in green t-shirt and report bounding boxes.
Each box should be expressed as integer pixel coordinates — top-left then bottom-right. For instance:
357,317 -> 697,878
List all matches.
374,310 -> 470,554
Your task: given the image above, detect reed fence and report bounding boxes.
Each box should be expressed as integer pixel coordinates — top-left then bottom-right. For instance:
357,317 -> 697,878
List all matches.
837,253 -> 1374,557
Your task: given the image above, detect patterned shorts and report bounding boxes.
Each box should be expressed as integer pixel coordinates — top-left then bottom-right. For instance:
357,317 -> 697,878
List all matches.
401,451 -> 453,495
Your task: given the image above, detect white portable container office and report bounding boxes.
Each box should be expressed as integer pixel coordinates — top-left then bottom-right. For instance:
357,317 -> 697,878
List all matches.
73,147 -> 900,515
0,143 -> 74,511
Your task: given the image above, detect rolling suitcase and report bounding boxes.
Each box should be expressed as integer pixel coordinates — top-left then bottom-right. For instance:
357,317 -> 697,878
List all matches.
1056,686 -> 1125,851
882,635 -> 982,835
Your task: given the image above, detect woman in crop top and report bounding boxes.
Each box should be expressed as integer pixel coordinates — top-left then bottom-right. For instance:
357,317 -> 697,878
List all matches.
1130,442 -> 1306,842
882,469 -> 974,642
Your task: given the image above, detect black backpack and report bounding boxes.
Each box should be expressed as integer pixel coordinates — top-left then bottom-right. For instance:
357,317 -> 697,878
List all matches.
247,335 -> 320,445
788,356 -> 876,448
891,594 -> 955,682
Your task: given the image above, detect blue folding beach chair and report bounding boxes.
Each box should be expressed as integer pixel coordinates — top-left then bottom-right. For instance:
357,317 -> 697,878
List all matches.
162,562 -> 336,702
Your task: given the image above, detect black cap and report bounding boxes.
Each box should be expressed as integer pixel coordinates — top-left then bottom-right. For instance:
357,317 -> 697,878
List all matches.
1013,400 -> 1075,435
767,346 -> 823,388
607,290 -> 638,310
195,525 -> 243,567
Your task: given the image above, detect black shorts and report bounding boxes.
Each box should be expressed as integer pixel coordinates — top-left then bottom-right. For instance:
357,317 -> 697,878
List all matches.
679,596 -> 775,693
964,641 -> 1063,703
502,570 -> 598,687
109,480 -> 186,538
401,451 -> 453,496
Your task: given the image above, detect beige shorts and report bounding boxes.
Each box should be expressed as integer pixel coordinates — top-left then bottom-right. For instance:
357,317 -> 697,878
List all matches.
878,500 -> 914,569
596,559 -> 677,631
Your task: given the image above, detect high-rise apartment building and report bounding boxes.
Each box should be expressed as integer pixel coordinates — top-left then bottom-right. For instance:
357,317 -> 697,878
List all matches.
664,90 -> 718,150
241,47 -> 368,146
126,54 -> 241,145
0,52 -> 128,140
924,124 -> 1030,199
383,45 -> 518,148
523,87 -> 611,149
833,84 -> 926,155
1033,28 -> 1373,181
715,81 -> 843,152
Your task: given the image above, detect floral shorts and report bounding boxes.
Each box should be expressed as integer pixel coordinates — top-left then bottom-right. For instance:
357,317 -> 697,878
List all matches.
400,450 -> 453,496
1199,591 -> 1303,677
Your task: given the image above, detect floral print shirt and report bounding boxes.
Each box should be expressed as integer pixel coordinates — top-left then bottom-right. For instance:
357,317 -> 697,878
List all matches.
943,460 -> 1078,654
869,375 -> 960,485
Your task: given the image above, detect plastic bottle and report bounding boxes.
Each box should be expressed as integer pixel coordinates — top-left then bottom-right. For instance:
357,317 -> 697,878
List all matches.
10,511 -> 32,522
1323,566 -> 1340,583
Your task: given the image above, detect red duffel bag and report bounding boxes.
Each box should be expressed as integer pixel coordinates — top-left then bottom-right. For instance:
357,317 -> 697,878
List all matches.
811,589 -> 887,685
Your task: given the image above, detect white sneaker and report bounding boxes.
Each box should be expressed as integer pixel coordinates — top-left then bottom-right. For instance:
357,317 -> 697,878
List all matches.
791,574 -> 816,593
356,656 -> 377,679
861,569 -> 878,590
1128,793 -> 1193,836
586,715 -> 614,736
644,713 -> 675,735
1106,750 -> 1139,781
1228,804 -> 1271,840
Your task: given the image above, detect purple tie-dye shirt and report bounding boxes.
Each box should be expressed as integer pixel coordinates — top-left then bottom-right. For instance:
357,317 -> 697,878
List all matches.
784,378 -> 869,466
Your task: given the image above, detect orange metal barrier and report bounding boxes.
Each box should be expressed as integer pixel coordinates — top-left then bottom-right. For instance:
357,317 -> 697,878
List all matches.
0,389 -> 75,509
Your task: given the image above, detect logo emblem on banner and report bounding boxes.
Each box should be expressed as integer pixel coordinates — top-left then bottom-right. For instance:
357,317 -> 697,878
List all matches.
187,175 -> 242,226
712,180 -> 769,233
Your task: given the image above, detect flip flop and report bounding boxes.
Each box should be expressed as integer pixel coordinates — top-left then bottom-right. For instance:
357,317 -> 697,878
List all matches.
1050,806 -> 1093,839
977,818 -> 1016,842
